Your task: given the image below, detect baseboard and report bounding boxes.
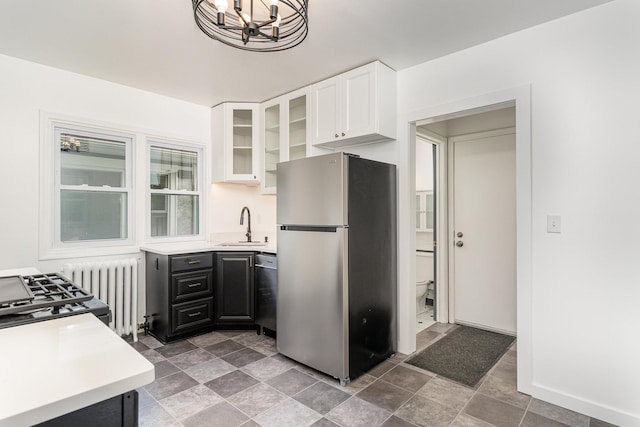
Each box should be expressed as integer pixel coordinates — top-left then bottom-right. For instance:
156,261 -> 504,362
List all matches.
529,382 -> 640,427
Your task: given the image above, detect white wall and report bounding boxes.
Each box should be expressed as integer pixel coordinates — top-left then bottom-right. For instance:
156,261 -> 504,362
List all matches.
0,53 -> 210,273
397,0 -> 640,425
209,184 -> 277,244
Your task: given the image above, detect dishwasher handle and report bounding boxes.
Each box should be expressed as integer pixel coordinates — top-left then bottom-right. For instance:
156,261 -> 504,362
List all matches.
255,264 -> 277,270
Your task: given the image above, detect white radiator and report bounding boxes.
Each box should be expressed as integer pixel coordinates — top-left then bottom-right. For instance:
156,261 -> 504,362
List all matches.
62,258 -> 139,342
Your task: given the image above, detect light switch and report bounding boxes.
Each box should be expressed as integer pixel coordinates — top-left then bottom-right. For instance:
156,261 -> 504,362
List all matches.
547,215 -> 561,233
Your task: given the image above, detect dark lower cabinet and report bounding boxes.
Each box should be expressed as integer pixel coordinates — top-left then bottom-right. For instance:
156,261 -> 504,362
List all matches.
145,252 -> 215,343
215,252 -> 255,326
36,390 -> 138,427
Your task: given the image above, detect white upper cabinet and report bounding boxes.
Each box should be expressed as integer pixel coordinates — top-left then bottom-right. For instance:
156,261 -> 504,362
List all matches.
211,103 -> 260,184
261,88 -> 310,194
310,61 -> 396,149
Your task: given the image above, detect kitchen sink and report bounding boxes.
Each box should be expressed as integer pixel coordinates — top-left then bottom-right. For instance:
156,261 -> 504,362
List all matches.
219,242 -> 268,247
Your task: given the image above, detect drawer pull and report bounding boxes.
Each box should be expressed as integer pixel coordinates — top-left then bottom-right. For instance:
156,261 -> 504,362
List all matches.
188,283 -> 202,288
187,260 -> 201,265
188,312 -> 202,317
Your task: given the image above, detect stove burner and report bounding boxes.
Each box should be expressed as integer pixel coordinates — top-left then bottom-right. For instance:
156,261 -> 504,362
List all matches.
0,273 -> 93,316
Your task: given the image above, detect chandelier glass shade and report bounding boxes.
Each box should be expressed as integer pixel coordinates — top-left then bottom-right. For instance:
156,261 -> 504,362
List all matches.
192,0 -> 309,52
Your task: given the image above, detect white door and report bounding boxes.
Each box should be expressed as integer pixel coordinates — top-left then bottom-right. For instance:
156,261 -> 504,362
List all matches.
452,128 -> 516,334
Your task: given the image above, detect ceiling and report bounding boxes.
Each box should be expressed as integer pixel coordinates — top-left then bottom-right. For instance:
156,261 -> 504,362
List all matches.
0,0 -> 614,107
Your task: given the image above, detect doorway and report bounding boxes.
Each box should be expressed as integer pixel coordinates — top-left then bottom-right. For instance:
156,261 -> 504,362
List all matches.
416,106 -> 516,335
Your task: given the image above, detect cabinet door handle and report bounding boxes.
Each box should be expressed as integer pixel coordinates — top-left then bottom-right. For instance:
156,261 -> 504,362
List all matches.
335,133 -> 339,138
341,132 -> 345,137
187,260 -> 201,265
188,283 -> 201,288
188,312 -> 202,317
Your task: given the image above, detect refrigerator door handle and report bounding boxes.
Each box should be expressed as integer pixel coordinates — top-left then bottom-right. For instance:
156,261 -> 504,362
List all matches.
280,225 -> 344,232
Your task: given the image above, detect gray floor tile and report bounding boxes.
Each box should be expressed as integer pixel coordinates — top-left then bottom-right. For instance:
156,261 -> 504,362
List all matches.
141,348 -> 166,364
463,394 -> 525,427
415,330 -> 441,349
183,358 -> 237,383
253,398 -> 323,427
326,396 -> 392,427
478,374 -> 531,409
426,322 -> 455,334
187,331 -> 229,348
182,401 -> 249,427
367,360 -> 397,377
450,413 -> 494,427
380,364 -> 433,392
239,420 -> 262,427
159,383 -> 223,420
293,381 -> 351,414
205,369 -> 260,398
221,347 -> 267,368
528,399 -> 589,427
267,368 -> 318,396
169,348 -> 217,370
130,341 -> 149,352
154,360 -> 180,379
339,373 -> 377,395
137,387 -> 155,410
589,418 -> 618,427
241,354 -> 293,381
204,339 -> 246,357
145,371 -> 199,400
490,357 -> 517,384
395,394 -> 459,427
521,411 -> 573,427
139,400 -> 181,427
139,334 -> 164,349
155,340 -> 199,358
227,383 -> 288,417
380,415 -> 417,427
232,331 -> 271,347
252,338 -> 278,356
311,418 -> 341,427
356,379 -> 413,412
416,376 -> 474,411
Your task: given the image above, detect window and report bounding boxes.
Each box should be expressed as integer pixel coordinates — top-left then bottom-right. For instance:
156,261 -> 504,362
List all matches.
54,124 -> 133,244
149,142 -> 202,238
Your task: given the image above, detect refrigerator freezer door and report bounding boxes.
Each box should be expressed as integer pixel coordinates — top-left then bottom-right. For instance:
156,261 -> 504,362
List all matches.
277,152 -> 347,226
276,226 -> 349,381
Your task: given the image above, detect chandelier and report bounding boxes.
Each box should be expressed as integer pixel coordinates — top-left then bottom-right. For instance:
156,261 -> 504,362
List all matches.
192,0 -> 309,52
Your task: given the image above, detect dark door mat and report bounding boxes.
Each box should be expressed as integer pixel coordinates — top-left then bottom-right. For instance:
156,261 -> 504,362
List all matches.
406,325 -> 515,387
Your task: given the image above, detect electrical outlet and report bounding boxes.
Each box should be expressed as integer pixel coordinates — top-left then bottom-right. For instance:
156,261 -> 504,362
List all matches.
547,215 -> 561,233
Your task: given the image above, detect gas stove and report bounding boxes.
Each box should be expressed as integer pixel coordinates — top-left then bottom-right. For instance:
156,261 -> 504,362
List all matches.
0,273 -> 110,329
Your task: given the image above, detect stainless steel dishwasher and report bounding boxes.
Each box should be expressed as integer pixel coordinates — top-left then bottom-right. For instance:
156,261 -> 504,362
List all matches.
255,253 -> 277,334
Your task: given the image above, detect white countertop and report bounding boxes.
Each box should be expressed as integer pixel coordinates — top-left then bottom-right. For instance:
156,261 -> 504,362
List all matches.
0,313 -> 155,427
141,241 -> 277,256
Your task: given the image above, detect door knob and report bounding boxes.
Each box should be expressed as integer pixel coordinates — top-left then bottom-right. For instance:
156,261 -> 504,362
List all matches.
456,241 -> 464,247
456,232 -> 463,238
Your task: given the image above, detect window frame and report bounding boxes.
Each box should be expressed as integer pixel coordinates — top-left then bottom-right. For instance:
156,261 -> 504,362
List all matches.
146,138 -> 205,242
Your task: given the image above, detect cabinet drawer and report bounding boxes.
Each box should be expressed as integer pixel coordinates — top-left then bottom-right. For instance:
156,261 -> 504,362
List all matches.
170,253 -> 213,272
171,270 -> 213,303
171,299 -> 214,334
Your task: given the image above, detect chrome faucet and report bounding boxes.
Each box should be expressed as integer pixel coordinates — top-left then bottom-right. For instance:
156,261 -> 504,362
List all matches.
240,206 -> 252,242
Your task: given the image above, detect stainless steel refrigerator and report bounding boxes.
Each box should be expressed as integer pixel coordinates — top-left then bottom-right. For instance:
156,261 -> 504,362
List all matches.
276,152 -> 397,385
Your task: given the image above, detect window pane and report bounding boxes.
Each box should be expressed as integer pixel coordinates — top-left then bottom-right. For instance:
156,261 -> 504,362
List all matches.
60,133 -> 126,187
150,194 -> 199,237
150,147 -> 198,191
61,190 -> 127,241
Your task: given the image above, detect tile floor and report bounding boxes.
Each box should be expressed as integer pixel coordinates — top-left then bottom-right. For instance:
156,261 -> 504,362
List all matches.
131,324 -> 617,427
416,305 -> 435,333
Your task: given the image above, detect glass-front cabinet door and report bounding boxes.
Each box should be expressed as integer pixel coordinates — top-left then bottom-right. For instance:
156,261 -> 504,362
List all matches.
261,88 -> 310,194
263,103 -> 280,191
212,103 -> 259,184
